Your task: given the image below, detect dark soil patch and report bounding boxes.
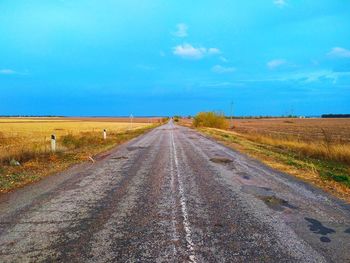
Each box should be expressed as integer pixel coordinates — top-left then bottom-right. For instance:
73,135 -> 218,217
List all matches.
210,157 -> 233,164
127,146 -> 148,151
111,156 -> 128,160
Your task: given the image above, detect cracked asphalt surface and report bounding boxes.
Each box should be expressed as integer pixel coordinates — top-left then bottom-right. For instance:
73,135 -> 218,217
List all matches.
0,121 -> 350,262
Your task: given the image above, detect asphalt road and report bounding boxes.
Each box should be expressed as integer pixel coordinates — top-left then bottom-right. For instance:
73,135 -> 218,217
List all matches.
0,121 -> 349,262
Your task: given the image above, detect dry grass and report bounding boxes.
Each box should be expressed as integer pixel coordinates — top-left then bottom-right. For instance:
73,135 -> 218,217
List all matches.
186,117 -> 350,165
200,128 -> 350,202
232,118 -> 350,165
244,132 -> 350,165
0,117 -> 160,192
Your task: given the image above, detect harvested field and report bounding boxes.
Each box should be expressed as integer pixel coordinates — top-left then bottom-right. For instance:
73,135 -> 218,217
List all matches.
0,117 -> 160,192
232,118 -> 350,143
0,117 -> 156,162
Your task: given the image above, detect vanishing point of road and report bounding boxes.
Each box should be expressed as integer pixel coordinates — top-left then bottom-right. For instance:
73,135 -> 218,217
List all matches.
0,121 -> 349,262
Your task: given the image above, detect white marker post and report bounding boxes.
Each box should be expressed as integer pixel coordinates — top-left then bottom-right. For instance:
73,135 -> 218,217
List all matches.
103,129 -> 107,140
130,114 -> 134,130
51,134 -> 56,153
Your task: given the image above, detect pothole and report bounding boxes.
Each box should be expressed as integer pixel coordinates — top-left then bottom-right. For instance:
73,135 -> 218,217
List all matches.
127,146 -> 148,151
345,228 -> 350,234
237,172 -> 251,180
241,185 -> 297,211
259,196 -> 297,211
111,156 -> 128,160
210,157 -> 233,164
241,185 -> 272,196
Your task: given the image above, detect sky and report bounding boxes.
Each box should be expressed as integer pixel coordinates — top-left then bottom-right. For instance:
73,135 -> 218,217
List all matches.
0,0 -> 350,116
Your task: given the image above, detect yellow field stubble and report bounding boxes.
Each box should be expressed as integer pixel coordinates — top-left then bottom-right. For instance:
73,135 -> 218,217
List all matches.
0,119 -> 149,162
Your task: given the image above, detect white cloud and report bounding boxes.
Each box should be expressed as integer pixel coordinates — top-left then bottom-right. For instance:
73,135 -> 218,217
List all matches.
327,47 -> 350,58
0,69 -> 16,75
208,48 -> 221,55
298,71 -> 350,84
212,65 -> 236,74
274,0 -> 286,7
173,23 -> 188,38
238,70 -> 350,85
267,59 -> 287,69
173,44 -> 221,59
173,44 -> 205,59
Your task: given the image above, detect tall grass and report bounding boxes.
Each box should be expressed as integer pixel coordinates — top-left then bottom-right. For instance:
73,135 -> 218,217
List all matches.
243,131 -> 350,165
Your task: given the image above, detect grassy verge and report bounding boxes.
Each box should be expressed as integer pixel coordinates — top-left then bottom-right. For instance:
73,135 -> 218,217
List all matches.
0,125 -> 159,193
198,128 -> 350,202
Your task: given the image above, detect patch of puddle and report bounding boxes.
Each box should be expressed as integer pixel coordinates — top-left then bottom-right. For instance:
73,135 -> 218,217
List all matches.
210,157 -> 233,164
305,217 -> 336,243
345,228 -> 350,234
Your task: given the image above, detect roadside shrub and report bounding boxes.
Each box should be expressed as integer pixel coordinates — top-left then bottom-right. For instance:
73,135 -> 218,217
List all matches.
193,112 -> 229,129
173,116 -> 181,122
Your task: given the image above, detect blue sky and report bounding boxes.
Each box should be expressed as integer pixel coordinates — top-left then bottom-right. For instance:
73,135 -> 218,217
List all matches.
0,0 -> 349,116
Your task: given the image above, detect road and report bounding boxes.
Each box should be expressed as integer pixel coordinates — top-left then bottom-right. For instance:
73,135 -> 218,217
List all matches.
0,121 -> 349,262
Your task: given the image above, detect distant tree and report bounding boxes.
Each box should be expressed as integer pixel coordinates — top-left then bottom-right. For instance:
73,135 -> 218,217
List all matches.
322,114 -> 350,118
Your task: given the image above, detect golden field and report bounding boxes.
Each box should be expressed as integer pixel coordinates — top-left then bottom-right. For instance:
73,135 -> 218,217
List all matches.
0,117 -> 161,192
0,117 -> 156,162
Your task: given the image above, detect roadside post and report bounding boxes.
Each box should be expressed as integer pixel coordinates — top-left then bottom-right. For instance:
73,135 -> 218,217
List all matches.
130,114 -> 134,130
103,129 -> 107,140
51,134 -> 56,153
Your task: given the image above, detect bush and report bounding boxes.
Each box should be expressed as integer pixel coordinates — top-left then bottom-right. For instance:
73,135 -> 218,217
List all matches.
173,116 -> 181,122
193,112 -> 229,129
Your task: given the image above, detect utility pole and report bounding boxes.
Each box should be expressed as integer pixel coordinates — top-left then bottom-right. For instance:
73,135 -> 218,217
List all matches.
230,101 -> 234,129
